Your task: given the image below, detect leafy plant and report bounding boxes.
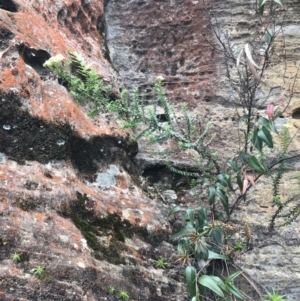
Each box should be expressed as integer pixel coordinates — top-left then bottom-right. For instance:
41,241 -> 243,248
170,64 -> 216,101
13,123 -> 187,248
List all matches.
33,265 -> 45,278
11,252 -> 21,262
108,285 -> 116,294
234,241 -> 244,251
155,257 -> 168,269
118,289 -> 129,301
263,289 -> 287,301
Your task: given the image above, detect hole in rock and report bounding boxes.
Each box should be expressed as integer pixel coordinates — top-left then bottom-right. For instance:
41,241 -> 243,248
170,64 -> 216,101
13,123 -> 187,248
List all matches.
0,27 -> 15,51
17,44 -> 51,79
156,114 -> 167,122
292,108 -> 300,119
142,165 -> 193,190
0,0 -> 18,12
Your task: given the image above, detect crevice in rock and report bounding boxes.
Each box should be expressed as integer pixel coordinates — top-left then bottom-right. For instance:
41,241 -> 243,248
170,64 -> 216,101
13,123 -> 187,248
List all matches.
292,108 -> 300,119
0,27 -> 15,51
0,0 -> 19,12
17,44 -> 51,79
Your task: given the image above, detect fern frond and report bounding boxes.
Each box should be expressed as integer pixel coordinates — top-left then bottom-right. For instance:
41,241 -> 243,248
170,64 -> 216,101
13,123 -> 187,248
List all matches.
166,162 -> 200,177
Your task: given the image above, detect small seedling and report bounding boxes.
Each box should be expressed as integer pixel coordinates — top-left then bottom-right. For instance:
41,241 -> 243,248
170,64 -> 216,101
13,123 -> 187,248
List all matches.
118,289 -> 129,301
12,252 -> 21,262
155,257 -> 168,269
234,241 -> 244,251
263,289 -> 287,301
33,265 -> 45,278
108,285 -> 116,294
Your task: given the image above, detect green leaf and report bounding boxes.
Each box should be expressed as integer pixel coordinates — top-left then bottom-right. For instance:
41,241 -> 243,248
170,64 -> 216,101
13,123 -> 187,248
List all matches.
259,0 -> 268,6
198,275 -> 224,297
259,3 -> 265,15
257,126 -> 273,148
209,226 -> 223,247
239,152 -> 250,163
238,114 -> 249,123
252,126 -> 263,152
208,250 -> 228,260
225,270 -> 244,283
226,283 -> 245,300
201,178 -> 210,185
248,156 -> 267,173
210,276 -> 227,292
186,266 -> 197,298
197,207 -> 208,230
185,209 -> 194,223
168,206 -> 181,217
258,117 -> 278,134
217,173 -> 229,187
226,160 -> 239,172
237,172 -> 243,192
266,31 -> 272,45
171,224 -> 196,240
208,187 -> 216,205
216,189 -> 229,217
273,0 -> 282,5
191,297 -> 201,301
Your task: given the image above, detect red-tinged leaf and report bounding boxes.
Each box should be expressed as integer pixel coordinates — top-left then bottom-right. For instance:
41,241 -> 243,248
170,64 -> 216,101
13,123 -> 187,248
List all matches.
246,175 -> 256,188
242,179 -> 248,195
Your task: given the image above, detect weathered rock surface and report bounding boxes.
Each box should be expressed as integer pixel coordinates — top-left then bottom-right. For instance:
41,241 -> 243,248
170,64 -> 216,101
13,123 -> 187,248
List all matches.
1,0 -> 300,300
0,1 -> 188,300
105,0 -> 300,300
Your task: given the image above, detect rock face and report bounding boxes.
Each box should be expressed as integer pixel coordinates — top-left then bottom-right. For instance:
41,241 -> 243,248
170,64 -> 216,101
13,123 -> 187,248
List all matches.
105,0 -> 216,105
0,1 -> 188,300
104,0 -> 300,300
1,0 -> 300,300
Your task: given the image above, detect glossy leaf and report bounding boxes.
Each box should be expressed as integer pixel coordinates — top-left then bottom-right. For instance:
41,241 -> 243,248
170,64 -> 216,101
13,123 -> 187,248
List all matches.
259,0 -> 268,8
197,207 -> 208,229
248,156 -> 267,173
198,275 -> 224,297
208,250 -> 228,260
208,187 -> 216,205
226,160 -> 239,172
186,266 -> 197,298
237,172 -> 243,192
252,126 -> 263,152
168,206 -> 181,217
257,126 -> 273,148
239,152 -> 250,163
185,209 -> 194,223
209,226 -> 223,249
171,224 -> 196,240
216,189 -> 229,217
226,283 -> 245,300
266,31 -> 272,45
225,270 -> 244,283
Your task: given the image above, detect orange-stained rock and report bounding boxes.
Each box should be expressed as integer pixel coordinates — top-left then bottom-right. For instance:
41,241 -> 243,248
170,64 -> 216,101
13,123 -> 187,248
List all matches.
0,1 -> 188,300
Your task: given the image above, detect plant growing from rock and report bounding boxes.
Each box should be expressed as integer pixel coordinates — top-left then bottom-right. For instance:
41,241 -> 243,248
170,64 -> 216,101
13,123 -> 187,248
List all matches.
118,289 -> 129,301
108,285 -> 116,294
43,3 -> 300,295
11,252 -> 21,262
263,289 -> 287,301
33,265 -> 45,278
155,257 -> 168,269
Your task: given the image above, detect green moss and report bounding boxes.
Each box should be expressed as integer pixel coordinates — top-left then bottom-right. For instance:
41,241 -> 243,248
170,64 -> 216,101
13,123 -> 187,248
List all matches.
14,197 -> 38,211
67,193 -> 148,265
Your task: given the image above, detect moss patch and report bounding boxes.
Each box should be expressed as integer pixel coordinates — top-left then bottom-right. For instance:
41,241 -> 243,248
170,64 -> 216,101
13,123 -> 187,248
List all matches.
64,192 -> 148,264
